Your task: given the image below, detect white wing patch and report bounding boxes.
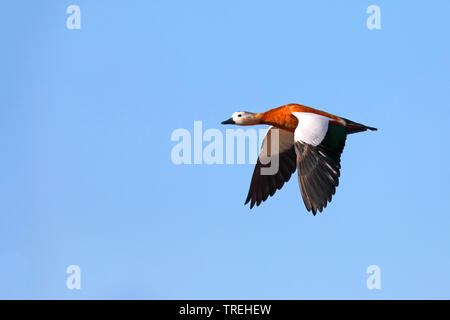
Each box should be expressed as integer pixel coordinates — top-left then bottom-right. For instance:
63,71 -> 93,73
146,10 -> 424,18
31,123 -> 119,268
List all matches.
292,112 -> 331,146
259,126 -> 294,162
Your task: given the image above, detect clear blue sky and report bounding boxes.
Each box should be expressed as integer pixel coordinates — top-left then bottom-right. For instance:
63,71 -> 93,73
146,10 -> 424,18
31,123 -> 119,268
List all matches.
1,0 -> 449,299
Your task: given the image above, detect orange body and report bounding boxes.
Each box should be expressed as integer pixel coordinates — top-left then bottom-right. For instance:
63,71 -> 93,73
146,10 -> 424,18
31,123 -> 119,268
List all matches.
259,104 -> 345,132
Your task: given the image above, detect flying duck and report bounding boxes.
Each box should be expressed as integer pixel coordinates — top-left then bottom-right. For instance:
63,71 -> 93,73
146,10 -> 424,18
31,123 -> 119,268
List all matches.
221,103 -> 377,215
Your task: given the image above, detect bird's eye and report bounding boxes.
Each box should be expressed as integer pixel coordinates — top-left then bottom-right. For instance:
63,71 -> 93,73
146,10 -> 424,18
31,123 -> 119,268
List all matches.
238,114 -> 242,117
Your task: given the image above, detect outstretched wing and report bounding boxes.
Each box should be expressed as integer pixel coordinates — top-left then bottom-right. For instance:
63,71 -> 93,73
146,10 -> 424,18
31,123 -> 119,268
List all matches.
293,112 -> 347,215
245,127 -> 297,208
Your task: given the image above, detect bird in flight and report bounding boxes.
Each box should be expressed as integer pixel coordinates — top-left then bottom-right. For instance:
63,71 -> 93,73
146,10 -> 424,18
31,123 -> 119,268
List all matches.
221,103 -> 377,215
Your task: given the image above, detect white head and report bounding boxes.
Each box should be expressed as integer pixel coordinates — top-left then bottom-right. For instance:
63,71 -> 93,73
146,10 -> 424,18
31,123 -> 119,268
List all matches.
221,111 -> 261,126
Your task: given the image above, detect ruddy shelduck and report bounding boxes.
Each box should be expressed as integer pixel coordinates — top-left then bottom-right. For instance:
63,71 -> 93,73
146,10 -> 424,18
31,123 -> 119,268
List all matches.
221,103 -> 377,215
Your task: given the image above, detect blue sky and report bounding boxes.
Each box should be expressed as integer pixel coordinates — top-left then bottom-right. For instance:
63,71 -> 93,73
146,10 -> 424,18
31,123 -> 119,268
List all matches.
1,0 -> 449,299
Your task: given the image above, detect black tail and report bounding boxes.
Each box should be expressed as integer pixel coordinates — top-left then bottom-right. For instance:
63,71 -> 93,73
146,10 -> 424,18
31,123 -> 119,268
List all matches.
342,118 -> 378,134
